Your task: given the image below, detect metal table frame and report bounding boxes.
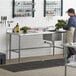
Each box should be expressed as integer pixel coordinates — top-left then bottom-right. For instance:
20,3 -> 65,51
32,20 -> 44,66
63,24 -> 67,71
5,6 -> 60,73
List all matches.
8,33 -> 21,61
7,30 -> 66,62
43,30 -> 66,56
7,31 -> 55,62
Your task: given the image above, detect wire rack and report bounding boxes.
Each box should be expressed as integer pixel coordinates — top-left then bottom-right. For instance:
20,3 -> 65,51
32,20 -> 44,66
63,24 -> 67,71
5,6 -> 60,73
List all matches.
44,0 -> 63,17
12,0 -> 35,17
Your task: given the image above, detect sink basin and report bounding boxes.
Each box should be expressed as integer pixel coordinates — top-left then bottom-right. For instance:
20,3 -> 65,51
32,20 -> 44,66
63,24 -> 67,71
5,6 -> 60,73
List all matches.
43,32 -> 62,41
47,30 -> 56,32
47,29 -> 66,33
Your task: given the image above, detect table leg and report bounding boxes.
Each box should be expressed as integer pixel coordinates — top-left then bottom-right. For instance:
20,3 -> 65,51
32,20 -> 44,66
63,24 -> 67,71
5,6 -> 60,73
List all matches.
18,35 -> 21,62
9,34 -> 11,59
65,65 -> 67,76
64,46 -> 67,76
52,41 -> 55,56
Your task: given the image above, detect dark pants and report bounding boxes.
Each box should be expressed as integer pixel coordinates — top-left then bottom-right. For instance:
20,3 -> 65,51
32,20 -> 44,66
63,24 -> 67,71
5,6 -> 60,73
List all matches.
67,47 -> 76,58
67,33 -> 76,58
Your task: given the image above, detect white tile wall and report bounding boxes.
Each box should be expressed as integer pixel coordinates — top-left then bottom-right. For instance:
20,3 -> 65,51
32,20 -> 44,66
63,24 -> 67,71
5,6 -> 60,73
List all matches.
0,0 -> 76,59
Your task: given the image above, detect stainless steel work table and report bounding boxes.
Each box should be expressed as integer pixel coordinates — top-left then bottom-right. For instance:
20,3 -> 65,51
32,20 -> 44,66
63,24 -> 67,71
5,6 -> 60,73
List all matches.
7,31 -> 65,61
7,31 -> 55,62
64,43 -> 76,76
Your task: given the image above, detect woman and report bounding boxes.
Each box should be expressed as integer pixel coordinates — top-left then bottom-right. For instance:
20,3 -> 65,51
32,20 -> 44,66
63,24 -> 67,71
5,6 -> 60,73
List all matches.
63,8 -> 76,59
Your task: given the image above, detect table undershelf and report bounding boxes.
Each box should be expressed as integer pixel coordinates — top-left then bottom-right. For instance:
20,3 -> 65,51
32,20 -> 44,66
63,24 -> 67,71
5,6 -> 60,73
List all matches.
66,62 -> 76,68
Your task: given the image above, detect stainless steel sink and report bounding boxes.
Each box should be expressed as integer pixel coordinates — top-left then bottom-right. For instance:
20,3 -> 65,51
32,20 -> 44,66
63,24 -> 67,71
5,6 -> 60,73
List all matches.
47,30 -> 56,32
43,32 -> 62,41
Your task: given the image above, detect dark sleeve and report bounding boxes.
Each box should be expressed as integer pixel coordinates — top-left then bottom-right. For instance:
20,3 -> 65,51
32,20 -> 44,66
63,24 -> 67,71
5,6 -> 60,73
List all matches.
63,18 -> 73,30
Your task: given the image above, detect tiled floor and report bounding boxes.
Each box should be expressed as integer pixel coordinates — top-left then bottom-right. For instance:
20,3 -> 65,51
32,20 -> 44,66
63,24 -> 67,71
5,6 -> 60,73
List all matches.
0,54 -> 76,76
